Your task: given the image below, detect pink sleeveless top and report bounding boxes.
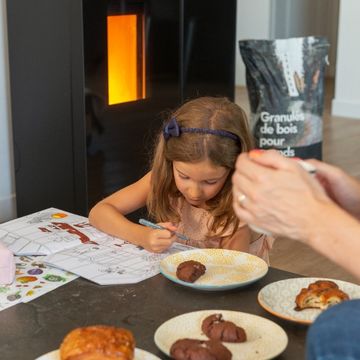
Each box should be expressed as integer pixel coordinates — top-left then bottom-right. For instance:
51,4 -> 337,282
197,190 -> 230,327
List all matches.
175,200 -> 274,264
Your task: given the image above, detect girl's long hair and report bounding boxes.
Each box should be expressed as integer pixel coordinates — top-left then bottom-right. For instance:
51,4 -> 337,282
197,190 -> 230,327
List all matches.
147,96 -> 254,237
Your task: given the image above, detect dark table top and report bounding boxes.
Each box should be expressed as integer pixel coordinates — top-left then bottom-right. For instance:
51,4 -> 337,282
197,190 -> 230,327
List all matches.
0,267 -> 308,360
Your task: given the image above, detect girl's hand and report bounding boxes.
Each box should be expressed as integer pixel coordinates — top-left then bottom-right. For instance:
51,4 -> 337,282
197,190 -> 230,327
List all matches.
143,222 -> 177,253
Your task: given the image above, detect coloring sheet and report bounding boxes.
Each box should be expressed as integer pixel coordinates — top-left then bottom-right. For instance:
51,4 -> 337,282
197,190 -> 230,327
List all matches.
0,208 -> 193,286
0,255 -> 77,311
44,241 -> 191,285
0,208 -> 108,255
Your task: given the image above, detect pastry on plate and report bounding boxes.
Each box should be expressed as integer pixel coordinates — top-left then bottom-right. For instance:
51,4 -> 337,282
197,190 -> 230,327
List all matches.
201,313 -> 246,343
170,338 -> 231,360
59,325 -> 135,360
176,260 -> 206,283
307,280 -> 338,291
295,280 -> 350,311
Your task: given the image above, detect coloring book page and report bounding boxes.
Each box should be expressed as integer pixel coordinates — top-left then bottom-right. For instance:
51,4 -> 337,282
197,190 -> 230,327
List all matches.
0,208 -> 108,255
43,241 -> 192,285
0,255 -> 77,311
0,208 -> 193,286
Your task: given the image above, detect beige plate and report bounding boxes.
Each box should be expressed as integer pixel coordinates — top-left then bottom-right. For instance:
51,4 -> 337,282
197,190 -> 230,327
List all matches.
258,277 -> 360,325
160,249 -> 268,290
35,348 -> 160,360
154,309 -> 288,360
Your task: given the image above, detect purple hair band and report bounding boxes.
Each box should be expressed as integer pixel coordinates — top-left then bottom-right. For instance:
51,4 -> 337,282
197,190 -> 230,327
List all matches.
163,117 -> 241,146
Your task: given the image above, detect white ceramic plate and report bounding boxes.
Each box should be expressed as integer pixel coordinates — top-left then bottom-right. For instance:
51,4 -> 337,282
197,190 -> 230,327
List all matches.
160,249 -> 268,291
35,347 -> 160,360
258,277 -> 360,325
154,309 -> 288,360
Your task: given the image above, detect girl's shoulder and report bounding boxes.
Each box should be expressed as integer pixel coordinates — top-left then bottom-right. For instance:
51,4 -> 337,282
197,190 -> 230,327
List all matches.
129,171 -> 152,192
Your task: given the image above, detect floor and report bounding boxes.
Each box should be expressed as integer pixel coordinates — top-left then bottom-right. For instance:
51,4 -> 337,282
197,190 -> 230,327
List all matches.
235,79 -> 360,284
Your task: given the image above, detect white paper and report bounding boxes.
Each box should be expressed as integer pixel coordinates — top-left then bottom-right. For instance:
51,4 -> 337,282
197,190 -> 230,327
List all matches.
43,241 -> 191,285
0,255 -> 77,311
0,208 -> 109,255
0,208 -> 193,286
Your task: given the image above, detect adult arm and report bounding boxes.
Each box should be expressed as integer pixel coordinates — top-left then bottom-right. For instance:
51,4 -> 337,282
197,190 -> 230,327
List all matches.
308,159 -> 360,220
232,150 -> 360,279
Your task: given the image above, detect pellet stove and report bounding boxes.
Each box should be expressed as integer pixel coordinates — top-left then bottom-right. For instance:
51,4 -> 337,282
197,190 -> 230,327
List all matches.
7,0 -> 236,216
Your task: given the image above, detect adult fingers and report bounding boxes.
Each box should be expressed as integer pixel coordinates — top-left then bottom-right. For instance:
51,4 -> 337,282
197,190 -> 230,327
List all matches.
248,149 -> 298,172
232,170 -> 258,205
232,170 -> 263,221
234,153 -> 273,183
233,153 -> 285,204
307,159 -> 343,182
232,194 -> 256,227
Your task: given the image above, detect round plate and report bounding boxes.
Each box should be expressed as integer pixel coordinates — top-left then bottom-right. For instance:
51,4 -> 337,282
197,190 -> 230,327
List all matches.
154,309 -> 288,360
160,248 -> 268,291
258,277 -> 360,325
35,347 -> 160,360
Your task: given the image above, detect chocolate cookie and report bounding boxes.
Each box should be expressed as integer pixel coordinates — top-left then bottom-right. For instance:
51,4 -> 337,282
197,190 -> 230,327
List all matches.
170,338 -> 232,360
176,260 -> 206,283
201,314 -> 246,343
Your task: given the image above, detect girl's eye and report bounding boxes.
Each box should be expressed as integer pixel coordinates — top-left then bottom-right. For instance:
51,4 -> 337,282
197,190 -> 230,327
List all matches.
179,174 -> 189,180
205,180 -> 217,185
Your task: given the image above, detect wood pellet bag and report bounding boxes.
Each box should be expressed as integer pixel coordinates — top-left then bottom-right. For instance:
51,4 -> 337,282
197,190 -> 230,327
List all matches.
239,37 -> 329,159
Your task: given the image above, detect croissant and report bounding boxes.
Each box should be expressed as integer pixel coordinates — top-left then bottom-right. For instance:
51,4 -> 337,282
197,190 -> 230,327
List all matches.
59,325 -> 135,360
295,280 -> 349,311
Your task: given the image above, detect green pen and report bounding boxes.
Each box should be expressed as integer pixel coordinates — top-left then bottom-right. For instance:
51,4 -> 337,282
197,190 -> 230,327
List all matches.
138,218 -> 189,241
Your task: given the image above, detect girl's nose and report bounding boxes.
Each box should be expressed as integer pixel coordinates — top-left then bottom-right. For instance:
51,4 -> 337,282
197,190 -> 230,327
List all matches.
188,184 -> 202,198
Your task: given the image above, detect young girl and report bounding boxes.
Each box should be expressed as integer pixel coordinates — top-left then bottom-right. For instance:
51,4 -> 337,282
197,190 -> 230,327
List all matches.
89,97 -> 274,263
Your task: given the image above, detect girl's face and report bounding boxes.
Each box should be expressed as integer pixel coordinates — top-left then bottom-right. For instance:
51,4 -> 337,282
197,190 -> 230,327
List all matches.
173,160 -> 230,208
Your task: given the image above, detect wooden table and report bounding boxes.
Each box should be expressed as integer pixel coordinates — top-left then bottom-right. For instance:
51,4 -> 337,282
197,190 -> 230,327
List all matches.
0,267 -> 308,359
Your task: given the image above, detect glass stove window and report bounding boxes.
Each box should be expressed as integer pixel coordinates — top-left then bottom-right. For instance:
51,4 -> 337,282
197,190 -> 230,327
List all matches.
107,14 -> 145,105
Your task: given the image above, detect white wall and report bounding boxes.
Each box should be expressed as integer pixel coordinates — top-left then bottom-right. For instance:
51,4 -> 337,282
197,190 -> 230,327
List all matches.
0,0 -> 16,223
236,0 -> 339,86
236,0 -> 272,86
332,0 -> 360,119
271,0 -> 339,77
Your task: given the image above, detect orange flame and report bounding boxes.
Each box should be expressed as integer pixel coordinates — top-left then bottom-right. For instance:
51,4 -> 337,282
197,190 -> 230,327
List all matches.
107,14 -> 145,105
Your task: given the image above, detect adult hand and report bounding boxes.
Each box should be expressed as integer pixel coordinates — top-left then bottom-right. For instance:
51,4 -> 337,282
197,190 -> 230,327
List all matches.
143,222 -> 176,253
232,150 -> 333,242
308,159 -> 360,219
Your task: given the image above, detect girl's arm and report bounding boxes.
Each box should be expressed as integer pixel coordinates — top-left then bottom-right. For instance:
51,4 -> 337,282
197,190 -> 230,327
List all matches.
88,172 -> 176,252
219,224 -> 251,252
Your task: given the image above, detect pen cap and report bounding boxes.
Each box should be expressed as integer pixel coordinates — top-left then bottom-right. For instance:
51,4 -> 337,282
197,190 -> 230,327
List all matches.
296,160 -> 316,174
0,242 -> 16,285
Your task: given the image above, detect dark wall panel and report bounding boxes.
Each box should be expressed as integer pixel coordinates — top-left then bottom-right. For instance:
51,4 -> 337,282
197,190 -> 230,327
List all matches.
7,0 -> 87,216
